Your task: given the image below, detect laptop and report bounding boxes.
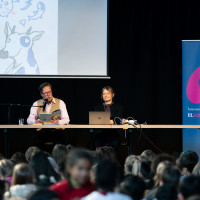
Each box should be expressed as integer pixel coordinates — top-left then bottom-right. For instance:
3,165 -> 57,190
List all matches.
89,111 -> 110,125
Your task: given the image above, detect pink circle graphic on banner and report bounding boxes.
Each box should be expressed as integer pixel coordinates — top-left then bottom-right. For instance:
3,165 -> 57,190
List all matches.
186,66 -> 200,104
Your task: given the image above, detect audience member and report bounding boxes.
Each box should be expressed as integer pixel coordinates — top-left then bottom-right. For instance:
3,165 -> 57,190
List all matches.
140,161 -> 154,192
124,155 -> 144,176
177,151 -> 199,178
4,163 -> 37,200
25,147 -> 40,163
141,150 -> 156,162
11,152 -> 27,165
82,160 -> 131,200
178,175 -> 200,200
95,146 -> 119,164
154,184 -> 177,200
0,159 -> 14,186
120,174 -> 145,200
50,148 -> 95,200
29,151 -> 60,186
151,154 -> 174,175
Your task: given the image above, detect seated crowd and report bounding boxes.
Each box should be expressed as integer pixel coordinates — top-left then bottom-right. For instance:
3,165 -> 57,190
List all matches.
0,145 -> 200,200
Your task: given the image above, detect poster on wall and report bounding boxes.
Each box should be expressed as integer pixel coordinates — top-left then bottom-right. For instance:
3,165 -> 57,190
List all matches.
182,40 -> 200,155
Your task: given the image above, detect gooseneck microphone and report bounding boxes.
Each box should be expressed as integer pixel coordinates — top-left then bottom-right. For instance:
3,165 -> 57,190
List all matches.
43,99 -> 48,111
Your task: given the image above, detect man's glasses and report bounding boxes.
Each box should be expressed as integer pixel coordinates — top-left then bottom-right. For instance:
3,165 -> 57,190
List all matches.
42,91 -> 52,96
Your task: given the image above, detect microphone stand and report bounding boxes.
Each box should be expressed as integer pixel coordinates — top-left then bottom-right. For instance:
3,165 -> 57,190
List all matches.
0,103 -> 44,158
0,103 -> 43,124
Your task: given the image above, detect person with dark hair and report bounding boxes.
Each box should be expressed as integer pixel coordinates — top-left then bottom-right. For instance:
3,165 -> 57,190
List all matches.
140,161 -> 154,190
29,151 -> 60,186
154,184 -> 177,200
82,160 -> 131,200
25,146 -> 40,163
27,188 -> 59,200
4,163 -> 37,200
27,82 -> 70,125
120,175 -> 145,200
178,175 -> 200,200
177,151 -> 198,178
94,86 -> 123,149
50,148 -> 95,200
11,152 -> 27,165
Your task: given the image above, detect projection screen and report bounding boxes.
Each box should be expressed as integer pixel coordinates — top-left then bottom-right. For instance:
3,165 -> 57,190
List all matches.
0,0 -> 108,78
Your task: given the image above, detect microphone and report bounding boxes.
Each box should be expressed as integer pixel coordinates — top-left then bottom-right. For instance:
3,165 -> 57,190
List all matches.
43,99 -> 48,111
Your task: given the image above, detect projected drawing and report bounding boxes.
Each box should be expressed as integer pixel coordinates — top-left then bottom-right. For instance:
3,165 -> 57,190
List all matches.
0,22 -> 44,74
0,0 -> 19,17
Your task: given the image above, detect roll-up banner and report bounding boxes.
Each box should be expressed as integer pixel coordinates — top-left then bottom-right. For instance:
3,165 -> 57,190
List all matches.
182,40 -> 200,156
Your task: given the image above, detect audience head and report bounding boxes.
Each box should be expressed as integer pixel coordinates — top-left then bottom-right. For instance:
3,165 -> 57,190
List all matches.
25,146 -> 40,163
27,188 -> 59,200
177,151 -> 199,175
120,175 -> 145,200
154,160 -> 174,187
65,148 -> 93,186
12,163 -> 35,186
141,149 -> 156,162
0,159 -> 14,179
95,146 -> 118,163
29,151 -> 60,184
179,175 -> 200,200
155,184 -> 177,200
160,165 -> 180,186
11,152 -> 27,165
95,160 -> 121,191
52,144 -> 73,165
124,155 -> 144,176
151,153 -> 174,174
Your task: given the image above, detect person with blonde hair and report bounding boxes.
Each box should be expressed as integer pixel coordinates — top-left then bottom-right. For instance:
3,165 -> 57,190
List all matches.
124,155 -> 144,176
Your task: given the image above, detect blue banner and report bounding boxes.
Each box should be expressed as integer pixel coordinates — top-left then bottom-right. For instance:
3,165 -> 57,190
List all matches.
182,40 -> 200,155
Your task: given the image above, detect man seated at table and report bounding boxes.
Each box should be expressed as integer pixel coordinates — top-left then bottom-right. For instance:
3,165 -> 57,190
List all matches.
27,82 -> 70,125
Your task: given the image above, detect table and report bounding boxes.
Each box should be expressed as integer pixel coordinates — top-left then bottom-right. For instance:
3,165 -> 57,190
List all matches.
1,124 -> 200,157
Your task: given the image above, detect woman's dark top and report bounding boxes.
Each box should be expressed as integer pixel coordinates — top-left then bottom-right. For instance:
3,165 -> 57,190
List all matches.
95,103 -> 123,120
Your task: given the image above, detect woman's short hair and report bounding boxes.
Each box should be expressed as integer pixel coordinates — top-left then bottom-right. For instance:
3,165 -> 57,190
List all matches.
101,86 -> 115,99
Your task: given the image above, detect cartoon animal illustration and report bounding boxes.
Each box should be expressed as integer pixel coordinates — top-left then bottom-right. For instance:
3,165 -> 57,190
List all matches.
0,22 -> 44,74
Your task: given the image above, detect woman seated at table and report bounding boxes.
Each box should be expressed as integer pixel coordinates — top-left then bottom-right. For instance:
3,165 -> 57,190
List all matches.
94,86 -> 123,149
